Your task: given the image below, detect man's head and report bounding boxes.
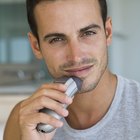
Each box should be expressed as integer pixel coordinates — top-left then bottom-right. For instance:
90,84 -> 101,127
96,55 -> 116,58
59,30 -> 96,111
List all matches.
26,0 -> 107,40
27,0 -> 112,93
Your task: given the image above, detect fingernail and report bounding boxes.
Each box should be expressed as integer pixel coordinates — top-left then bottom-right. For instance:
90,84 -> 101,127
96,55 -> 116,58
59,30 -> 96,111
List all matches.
56,121 -> 63,127
63,109 -> 69,116
66,97 -> 72,104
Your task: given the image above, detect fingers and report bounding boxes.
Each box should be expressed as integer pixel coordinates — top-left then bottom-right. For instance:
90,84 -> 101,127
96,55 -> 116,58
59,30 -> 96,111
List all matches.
20,95 -> 70,117
23,83 -> 70,106
21,86 -> 72,114
31,83 -> 67,99
19,112 -> 64,130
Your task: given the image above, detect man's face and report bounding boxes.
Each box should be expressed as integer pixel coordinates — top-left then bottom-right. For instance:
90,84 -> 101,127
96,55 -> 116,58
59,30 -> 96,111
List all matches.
31,0 -> 112,92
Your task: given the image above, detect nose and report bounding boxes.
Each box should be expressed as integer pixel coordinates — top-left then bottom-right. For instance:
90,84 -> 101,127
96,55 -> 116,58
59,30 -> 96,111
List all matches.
66,39 -> 85,62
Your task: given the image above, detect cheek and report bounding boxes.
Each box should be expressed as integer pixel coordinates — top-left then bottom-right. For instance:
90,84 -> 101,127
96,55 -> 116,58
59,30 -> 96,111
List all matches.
42,49 -> 66,76
90,39 -> 108,69
94,37 -> 107,57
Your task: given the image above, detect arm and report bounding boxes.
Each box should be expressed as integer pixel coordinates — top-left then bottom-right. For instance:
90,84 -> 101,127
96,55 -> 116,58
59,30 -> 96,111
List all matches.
3,83 -> 72,140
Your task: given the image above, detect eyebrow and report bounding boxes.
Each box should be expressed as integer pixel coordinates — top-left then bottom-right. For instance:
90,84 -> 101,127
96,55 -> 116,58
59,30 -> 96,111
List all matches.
79,23 -> 101,33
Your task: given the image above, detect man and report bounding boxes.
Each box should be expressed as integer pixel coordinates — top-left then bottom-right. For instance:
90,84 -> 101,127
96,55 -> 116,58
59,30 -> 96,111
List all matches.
4,0 -> 140,140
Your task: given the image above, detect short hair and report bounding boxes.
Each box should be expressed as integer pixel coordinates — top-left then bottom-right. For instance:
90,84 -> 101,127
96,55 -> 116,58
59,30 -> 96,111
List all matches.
26,0 -> 107,40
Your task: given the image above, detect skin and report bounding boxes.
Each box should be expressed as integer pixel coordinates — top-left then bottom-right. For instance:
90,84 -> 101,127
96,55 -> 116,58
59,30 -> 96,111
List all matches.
4,0 -> 117,140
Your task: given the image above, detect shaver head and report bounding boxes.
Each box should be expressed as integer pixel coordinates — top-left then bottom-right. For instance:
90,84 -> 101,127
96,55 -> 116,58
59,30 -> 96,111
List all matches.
55,76 -> 82,91
70,77 -> 82,91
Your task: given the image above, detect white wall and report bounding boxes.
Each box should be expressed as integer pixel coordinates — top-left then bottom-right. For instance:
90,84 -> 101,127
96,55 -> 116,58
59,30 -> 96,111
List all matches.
108,0 -> 140,82
0,94 -> 29,140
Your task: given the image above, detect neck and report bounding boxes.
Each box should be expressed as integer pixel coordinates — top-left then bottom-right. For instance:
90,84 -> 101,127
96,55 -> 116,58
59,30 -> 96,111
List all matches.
66,70 -> 117,129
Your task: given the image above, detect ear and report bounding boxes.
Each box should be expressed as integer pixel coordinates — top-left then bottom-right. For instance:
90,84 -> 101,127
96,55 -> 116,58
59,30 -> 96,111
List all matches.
105,17 -> 112,46
28,32 -> 43,59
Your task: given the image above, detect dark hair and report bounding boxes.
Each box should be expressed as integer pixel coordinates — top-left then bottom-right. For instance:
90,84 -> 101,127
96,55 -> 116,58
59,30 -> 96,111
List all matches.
26,0 -> 107,40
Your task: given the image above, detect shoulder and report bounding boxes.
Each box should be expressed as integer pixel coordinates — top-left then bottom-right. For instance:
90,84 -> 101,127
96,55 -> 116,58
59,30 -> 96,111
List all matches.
3,101 -> 22,140
118,75 -> 140,94
117,75 -> 140,111
117,75 -> 140,108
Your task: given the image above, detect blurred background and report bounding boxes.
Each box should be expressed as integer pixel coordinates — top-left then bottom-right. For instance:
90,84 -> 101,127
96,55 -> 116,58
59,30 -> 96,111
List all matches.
0,0 -> 140,139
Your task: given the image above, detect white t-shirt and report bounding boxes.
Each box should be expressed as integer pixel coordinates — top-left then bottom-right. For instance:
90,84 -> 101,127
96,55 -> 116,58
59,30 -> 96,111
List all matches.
53,75 -> 140,140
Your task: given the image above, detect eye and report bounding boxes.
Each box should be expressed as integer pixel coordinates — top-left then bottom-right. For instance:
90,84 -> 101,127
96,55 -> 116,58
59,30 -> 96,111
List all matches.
82,30 -> 96,37
49,37 -> 64,44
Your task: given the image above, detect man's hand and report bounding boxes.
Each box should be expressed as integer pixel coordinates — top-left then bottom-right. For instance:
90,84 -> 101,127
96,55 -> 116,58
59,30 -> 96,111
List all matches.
4,82 -> 72,140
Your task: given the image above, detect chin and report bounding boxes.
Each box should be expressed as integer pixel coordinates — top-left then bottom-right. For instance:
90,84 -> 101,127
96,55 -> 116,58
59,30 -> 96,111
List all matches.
79,77 -> 99,94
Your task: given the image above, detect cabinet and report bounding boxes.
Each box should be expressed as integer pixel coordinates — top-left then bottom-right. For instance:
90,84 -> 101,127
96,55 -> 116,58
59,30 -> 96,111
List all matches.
0,2 -> 32,64
0,2 -> 50,83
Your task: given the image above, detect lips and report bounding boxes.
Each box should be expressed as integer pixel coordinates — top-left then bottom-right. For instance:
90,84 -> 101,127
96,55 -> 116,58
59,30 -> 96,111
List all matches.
64,65 -> 94,77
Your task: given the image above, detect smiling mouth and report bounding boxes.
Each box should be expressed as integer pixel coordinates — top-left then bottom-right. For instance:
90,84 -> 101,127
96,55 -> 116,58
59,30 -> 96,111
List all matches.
64,65 -> 94,76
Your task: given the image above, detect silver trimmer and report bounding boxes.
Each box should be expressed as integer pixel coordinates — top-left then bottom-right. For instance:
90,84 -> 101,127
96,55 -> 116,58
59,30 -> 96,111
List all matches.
36,77 -> 82,133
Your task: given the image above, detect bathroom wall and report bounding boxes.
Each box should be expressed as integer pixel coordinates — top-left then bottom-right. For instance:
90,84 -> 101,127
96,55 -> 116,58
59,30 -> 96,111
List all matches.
108,0 -> 140,82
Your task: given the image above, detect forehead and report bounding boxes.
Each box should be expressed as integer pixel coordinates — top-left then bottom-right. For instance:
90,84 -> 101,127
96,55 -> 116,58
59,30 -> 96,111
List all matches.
34,0 -> 102,35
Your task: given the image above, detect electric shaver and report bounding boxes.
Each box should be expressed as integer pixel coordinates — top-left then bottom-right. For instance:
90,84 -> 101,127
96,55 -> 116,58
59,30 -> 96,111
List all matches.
36,77 -> 82,133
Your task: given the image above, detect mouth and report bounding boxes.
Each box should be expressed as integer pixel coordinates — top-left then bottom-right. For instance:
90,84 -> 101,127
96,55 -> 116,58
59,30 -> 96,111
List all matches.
64,65 -> 94,77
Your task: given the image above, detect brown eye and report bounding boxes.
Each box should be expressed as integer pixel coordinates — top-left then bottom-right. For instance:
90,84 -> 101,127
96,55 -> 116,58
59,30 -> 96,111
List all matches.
49,37 -> 64,44
82,31 -> 96,37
